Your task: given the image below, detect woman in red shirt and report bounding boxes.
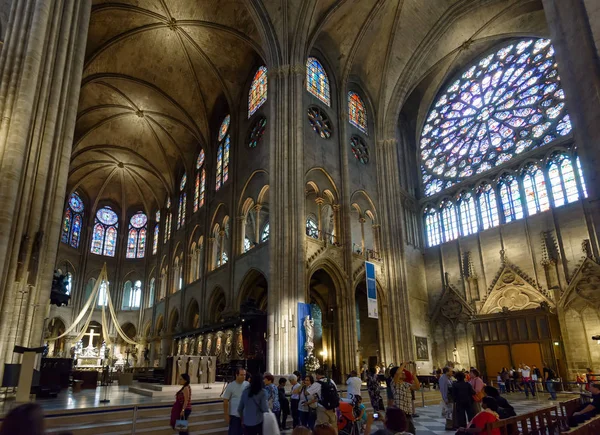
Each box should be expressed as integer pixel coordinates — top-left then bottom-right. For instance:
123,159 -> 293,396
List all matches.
170,373 -> 192,434
455,396 -> 501,435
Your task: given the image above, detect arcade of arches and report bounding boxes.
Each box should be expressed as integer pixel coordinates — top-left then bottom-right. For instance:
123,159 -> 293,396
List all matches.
0,0 -> 599,384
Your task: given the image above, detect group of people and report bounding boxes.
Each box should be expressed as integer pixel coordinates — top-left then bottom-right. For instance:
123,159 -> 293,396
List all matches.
438,366 -> 516,433
495,363 -> 558,400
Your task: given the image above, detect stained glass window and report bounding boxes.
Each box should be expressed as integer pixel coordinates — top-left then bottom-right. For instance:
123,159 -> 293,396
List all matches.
306,217 -> 319,239
125,280 -> 141,309
178,174 -> 187,229
306,57 -> 331,106
98,281 -> 109,307
148,278 -> 155,307
153,210 -> 160,255
194,150 -> 206,212
576,156 -> 588,198
441,200 -> 459,242
348,91 -> 367,134
477,183 -> 499,230
65,272 -> 72,295
216,115 -> 231,191
522,163 -> 549,216
425,207 -> 442,247
249,66 -> 267,117
457,192 -> 478,236
164,199 -> 171,244
307,107 -> 332,139
498,174 -> 523,222
244,237 -> 252,253
61,192 -> 84,249
126,211 -> 147,258
548,153 -> 579,207
248,117 -> 267,148
350,136 -> 369,164
420,38 -> 572,197
90,206 -> 118,257
261,222 -> 270,242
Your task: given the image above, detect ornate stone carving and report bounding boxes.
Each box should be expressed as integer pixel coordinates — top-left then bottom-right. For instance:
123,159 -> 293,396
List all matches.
197,335 -> 203,355
215,331 -> 223,356
205,333 -> 213,356
224,329 -> 233,357
440,298 -> 463,320
236,326 -> 244,357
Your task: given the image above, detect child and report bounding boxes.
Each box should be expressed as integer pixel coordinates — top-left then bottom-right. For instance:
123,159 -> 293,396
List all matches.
497,372 -> 506,394
278,377 -> 290,430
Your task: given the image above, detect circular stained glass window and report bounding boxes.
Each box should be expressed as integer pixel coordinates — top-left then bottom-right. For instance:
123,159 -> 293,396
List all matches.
218,114 -> 230,141
350,136 -> 369,164
97,207 -> 118,226
307,107 -> 332,139
69,192 -> 84,212
420,38 -> 572,197
248,117 -> 267,148
130,212 -> 147,228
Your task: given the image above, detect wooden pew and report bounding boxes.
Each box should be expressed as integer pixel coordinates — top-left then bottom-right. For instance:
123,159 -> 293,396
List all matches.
560,415 -> 600,435
484,405 -> 560,435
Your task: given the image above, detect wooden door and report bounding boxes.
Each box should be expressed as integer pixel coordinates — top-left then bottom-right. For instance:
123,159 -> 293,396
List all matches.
483,345 -> 511,379
511,343 -> 543,370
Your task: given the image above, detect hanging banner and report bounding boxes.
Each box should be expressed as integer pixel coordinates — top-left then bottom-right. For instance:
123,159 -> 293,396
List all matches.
366,261 -> 378,319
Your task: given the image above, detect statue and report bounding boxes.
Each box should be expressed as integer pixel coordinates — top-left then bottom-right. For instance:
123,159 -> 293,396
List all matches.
304,315 -> 315,355
144,347 -> 150,362
183,337 -> 189,355
452,347 -> 460,366
205,333 -> 213,356
197,335 -> 203,355
215,332 -> 223,357
236,326 -> 244,357
176,339 -> 182,355
224,330 -> 233,357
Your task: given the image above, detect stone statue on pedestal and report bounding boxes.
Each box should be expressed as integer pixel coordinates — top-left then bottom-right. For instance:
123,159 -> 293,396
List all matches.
304,315 -> 315,355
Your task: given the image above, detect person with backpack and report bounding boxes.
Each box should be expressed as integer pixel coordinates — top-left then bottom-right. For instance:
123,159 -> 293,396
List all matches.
312,368 -> 340,433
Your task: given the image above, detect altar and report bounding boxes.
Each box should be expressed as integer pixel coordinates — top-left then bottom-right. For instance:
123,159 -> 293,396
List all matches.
74,328 -> 104,370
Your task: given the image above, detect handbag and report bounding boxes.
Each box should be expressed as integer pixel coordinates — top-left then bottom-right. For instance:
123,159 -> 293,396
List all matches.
174,418 -> 188,431
262,410 -> 280,434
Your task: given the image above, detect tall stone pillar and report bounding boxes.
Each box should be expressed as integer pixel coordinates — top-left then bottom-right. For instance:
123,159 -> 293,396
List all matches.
0,0 -> 91,374
542,0 -> 600,253
268,63 -> 305,374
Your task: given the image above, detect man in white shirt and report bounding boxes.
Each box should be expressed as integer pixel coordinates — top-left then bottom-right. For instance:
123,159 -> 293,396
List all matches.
520,363 -> 536,398
222,368 -> 249,435
312,369 -> 339,433
346,370 -> 362,399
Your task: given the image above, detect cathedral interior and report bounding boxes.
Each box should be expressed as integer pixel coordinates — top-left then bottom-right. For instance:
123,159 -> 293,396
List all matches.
0,0 -> 599,386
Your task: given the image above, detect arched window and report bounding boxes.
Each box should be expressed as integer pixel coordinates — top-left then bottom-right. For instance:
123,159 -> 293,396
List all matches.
244,237 -> 252,253
348,91 -> 367,134
126,211 -> 147,259
178,174 -> 187,229
153,210 -> 160,255
217,252 -> 229,267
522,163 -> 549,216
261,222 -> 270,242
61,192 -> 84,249
420,38 -> 571,197
148,278 -> 155,307
98,281 -> 109,307
216,115 -> 230,191
173,256 -> 183,292
576,156 -> 588,198
477,183 -> 499,230
90,207 -> 118,257
164,198 -> 172,244
441,200 -> 459,242
498,174 -> 523,223
194,151 -> 206,212
123,280 -> 141,309
306,57 -> 330,106
457,192 -> 478,236
424,207 -> 442,247
122,281 -> 132,310
548,153 -> 579,207
306,217 -> 319,239
65,272 -> 73,295
248,66 -> 267,117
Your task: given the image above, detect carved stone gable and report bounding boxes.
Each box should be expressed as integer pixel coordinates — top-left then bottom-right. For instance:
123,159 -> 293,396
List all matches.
431,283 -> 473,326
480,265 -> 554,315
560,257 -> 600,311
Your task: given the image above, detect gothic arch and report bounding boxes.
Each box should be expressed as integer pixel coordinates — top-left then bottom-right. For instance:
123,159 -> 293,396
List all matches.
186,298 -> 200,330
207,287 -> 227,324
168,308 -> 179,334
237,268 -> 268,312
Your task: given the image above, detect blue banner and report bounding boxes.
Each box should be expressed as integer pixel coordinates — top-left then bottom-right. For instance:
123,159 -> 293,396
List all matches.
297,303 -> 311,374
366,261 -> 378,318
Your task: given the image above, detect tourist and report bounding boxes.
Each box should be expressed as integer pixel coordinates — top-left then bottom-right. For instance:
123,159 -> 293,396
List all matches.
511,367 -> 523,392
313,368 -> 339,433
389,364 -> 420,434
483,386 -> 515,419
363,406 -> 412,435
313,423 -> 337,435
264,373 -> 281,423
366,367 -> 384,414
543,363 -> 557,400
299,374 -> 317,429
223,367 -> 249,435
519,363 -> 535,398
290,374 -> 303,428
354,395 -> 367,427
279,377 -> 290,430
500,368 -> 511,393
496,372 -> 505,394
451,371 -> 476,429
291,427 -> 312,435
238,373 -> 269,435
469,368 -> 485,412
0,403 -> 45,435
570,383 -> 600,426
170,373 -> 192,435
455,396 -> 501,435
532,365 -> 542,392
362,361 -> 369,380
586,367 -> 596,391
438,366 -> 454,430
346,369 -> 362,400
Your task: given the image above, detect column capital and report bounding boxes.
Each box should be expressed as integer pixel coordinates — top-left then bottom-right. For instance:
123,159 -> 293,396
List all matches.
270,63 -> 305,77
358,217 -> 366,224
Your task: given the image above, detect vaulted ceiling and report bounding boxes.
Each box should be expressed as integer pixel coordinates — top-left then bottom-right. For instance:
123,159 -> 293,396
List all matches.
70,0 -> 547,217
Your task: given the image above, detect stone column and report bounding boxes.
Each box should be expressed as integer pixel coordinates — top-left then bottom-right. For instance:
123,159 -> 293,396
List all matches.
237,215 -> 246,255
0,0 -> 92,374
332,204 -> 341,244
253,204 -> 263,244
316,197 -> 324,240
372,224 -> 381,255
359,217 -> 366,254
208,237 -> 216,271
542,0 -> 600,253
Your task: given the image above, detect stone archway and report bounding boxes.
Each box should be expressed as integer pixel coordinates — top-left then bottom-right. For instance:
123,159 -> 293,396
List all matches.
186,299 -> 200,330
47,317 -> 67,357
238,268 -> 268,311
354,279 -> 390,369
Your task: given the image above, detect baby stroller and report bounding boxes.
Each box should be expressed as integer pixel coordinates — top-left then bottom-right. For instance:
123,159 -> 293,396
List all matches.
337,399 -> 362,435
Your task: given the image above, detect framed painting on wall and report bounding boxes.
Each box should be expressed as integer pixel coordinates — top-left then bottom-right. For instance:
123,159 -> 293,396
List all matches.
415,336 -> 429,361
